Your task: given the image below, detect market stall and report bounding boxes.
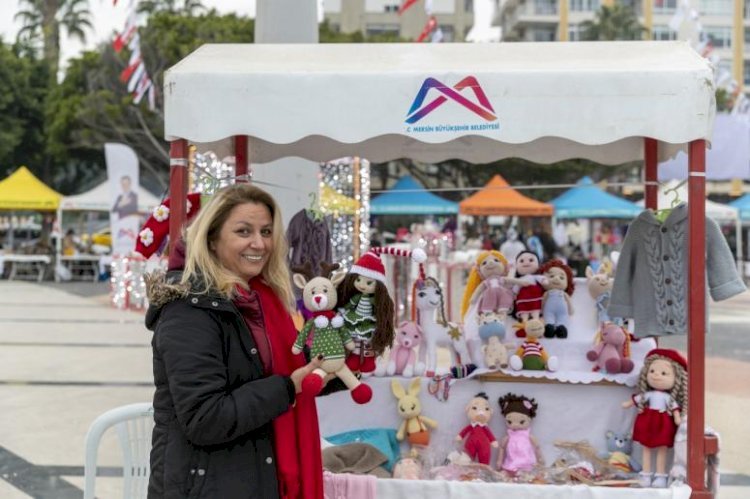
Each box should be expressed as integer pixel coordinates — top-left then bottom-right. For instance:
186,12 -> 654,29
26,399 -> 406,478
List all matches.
371,175 -> 458,215
551,176 -> 641,220
459,174 -> 554,217
162,41 -> 716,498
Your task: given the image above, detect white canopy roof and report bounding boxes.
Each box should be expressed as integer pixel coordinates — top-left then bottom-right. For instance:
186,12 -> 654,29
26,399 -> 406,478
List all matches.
164,41 -> 715,164
60,181 -> 161,212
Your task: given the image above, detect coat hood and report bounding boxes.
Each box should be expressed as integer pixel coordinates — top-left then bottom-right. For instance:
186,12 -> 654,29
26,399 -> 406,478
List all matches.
144,270 -> 189,330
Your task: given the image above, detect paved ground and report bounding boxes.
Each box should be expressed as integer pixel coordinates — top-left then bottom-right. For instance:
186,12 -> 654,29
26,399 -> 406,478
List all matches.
0,280 -> 747,498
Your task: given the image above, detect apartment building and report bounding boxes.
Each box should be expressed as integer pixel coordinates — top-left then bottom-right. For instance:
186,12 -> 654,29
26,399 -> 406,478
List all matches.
494,0 -> 750,86
322,0 -> 474,42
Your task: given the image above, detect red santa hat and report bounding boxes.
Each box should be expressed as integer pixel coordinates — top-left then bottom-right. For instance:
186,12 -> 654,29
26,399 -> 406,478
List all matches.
349,247 -> 427,284
134,192 -> 202,258
645,348 -> 688,372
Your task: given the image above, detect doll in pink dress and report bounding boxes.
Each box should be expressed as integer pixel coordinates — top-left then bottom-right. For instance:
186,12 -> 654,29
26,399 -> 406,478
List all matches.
496,393 -> 543,474
622,348 -> 687,488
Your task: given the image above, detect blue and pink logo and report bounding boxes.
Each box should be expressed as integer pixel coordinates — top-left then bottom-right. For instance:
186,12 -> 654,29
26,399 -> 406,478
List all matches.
405,76 -> 497,124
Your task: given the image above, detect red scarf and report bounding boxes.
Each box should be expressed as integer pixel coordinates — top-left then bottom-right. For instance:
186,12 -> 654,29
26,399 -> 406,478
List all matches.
250,278 -> 324,499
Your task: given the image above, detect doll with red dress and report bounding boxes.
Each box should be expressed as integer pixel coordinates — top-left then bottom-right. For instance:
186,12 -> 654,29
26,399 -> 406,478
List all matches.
505,251 -> 546,337
622,348 -> 687,488
455,392 -> 499,465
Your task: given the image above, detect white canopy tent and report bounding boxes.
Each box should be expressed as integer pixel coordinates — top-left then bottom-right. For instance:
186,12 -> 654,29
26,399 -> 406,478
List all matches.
163,41 -> 716,497
59,181 -> 161,212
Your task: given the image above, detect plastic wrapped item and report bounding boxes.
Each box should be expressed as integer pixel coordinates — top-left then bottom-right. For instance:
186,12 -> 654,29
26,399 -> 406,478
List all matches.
548,440 -> 638,487
428,462 -> 502,483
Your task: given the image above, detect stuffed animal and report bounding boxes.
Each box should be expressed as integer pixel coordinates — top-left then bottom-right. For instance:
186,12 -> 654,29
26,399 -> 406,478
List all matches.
462,250 -> 514,321
386,321 -> 423,377
337,247 -> 426,375
483,336 -> 510,370
587,322 -> 634,374
476,311 -> 509,370
504,251 -> 546,335
602,430 -> 641,476
509,318 -> 558,372
391,377 -> 437,448
586,259 -> 614,326
392,456 -> 423,479
455,392 -> 499,465
497,393 -> 543,474
622,349 -> 687,488
292,261 -> 372,404
539,259 -> 575,339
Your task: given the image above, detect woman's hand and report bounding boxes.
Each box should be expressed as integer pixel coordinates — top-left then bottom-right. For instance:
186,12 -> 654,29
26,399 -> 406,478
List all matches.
290,354 -> 324,394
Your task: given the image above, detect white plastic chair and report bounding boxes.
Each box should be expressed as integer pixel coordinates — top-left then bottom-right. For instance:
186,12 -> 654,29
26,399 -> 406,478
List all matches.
84,403 -> 154,499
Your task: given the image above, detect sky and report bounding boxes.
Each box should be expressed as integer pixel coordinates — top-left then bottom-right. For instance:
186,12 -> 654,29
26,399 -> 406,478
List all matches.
1,0 -> 257,68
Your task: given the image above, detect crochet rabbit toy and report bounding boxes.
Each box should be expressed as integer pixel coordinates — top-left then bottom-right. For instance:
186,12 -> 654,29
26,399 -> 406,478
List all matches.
386,321 -> 424,377
292,261 -> 372,404
391,377 -> 437,448
455,392 -> 498,465
586,322 -> 634,374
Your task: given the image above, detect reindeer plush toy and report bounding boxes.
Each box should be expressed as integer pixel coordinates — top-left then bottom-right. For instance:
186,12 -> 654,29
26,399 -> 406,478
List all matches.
292,261 -> 372,404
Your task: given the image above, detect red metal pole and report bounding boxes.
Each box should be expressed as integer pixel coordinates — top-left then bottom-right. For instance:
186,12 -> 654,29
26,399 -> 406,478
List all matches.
234,135 -> 248,181
644,138 -> 658,210
168,140 -> 189,249
687,139 -> 708,498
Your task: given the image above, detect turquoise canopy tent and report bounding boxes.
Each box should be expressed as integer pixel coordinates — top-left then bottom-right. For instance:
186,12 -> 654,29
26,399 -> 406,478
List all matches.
370,176 -> 458,215
729,193 -> 750,221
550,176 -> 641,219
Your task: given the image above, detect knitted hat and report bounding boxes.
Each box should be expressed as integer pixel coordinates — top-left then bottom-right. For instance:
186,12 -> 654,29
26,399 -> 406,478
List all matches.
645,348 -> 687,371
349,247 -> 427,284
134,192 -> 202,258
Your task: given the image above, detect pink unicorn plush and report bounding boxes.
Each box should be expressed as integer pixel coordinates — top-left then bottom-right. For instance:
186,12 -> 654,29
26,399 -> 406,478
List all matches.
586,322 -> 634,374
387,321 -> 423,377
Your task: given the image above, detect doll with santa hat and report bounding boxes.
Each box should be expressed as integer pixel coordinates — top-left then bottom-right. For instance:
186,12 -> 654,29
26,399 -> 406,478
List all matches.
337,247 -> 426,374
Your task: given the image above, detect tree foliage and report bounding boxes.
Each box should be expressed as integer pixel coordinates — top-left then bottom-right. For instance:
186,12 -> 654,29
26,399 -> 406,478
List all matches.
580,5 -> 646,41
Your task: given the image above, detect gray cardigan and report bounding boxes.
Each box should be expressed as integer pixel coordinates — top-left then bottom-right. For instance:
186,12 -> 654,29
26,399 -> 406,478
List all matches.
608,203 -> 746,338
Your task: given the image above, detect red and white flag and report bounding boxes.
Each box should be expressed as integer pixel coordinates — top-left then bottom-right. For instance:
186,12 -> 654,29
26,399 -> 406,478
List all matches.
416,16 -> 437,42
399,0 -> 420,15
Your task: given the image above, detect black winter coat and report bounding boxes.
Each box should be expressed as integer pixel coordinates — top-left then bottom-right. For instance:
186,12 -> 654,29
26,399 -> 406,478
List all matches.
145,277 -> 295,499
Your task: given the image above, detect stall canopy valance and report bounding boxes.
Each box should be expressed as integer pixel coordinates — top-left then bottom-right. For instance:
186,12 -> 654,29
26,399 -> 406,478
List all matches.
370,176 -> 458,215
0,166 -> 62,211
60,181 -> 161,212
164,41 -> 714,165
550,176 -> 641,219
459,174 -> 553,216
728,193 -> 750,221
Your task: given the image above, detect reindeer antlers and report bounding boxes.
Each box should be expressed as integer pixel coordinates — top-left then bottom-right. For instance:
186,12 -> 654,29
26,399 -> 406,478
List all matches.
291,260 -> 340,280
319,261 -> 340,278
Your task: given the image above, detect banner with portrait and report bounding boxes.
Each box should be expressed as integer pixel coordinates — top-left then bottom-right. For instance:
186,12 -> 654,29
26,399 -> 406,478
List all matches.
106,143 -> 141,256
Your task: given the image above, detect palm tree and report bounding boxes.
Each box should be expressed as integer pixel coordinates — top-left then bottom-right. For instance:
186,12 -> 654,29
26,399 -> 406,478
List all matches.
137,0 -> 206,16
14,0 -> 93,78
580,4 -> 646,41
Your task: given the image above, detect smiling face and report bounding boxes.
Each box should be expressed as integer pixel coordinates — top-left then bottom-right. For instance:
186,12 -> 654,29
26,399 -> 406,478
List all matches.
466,396 -> 493,425
515,252 -> 539,276
647,358 -> 676,391
211,202 -> 274,282
354,275 -> 377,294
479,255 -> 506,278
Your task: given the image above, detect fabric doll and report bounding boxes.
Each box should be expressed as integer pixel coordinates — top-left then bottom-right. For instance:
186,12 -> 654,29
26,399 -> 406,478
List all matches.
461,250 -> 514,321
292,261 -> 372,404
455,392 -> 499,465
539,259 -> 574,339
504,251 -> 546,337
509,318 -> 558,372
497,393 -> 543,474
337,247 -> 426,375
622,348 -> 687,488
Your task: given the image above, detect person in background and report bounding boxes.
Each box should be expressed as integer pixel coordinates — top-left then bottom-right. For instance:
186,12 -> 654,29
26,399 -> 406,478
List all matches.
111,175 -> 139,219
145,184 -> 324,499
62,229 -> 78,256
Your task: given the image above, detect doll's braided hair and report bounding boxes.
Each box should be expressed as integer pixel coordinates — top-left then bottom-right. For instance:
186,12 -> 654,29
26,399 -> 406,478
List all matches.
498,393 -> 538,419
637,355 -> 688,410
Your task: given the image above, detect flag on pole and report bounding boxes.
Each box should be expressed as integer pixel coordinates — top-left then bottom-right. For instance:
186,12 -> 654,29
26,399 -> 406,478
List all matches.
416,16 -> 437,42
399,0 -> 420,15
127,63 -> 146,92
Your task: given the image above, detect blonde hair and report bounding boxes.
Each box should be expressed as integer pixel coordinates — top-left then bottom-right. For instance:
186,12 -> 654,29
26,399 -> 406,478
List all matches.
461,250 -> 508,319
637,355 -> 688,410
181,183 -> 295,311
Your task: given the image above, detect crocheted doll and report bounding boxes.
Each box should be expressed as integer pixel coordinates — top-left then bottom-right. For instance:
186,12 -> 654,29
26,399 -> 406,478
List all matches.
455,392 -> 499,465
622,348 -> 687,488
586,259 -> 616,327
539,259 -> 574,339
497,393 -> 543,474
462,250 -> 514,321
337,247 -> 426,374
587,322 -> 634,374
292,261 -> 372,404
505,251 -> 546,337
509,318 -> 558,372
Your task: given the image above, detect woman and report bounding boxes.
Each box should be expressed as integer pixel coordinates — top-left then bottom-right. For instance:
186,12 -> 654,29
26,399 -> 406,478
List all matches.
145,184 -> 324,498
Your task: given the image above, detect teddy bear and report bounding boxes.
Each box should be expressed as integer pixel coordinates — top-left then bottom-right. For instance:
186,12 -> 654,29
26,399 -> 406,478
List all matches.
386,321 -> 424,377
602,430 -> 641,476
586,322 -> 634,374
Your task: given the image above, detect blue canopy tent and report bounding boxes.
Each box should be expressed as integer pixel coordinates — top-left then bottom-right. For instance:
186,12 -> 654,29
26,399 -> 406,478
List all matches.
729,193 -> 750,221
370,176 -> 458,215
550,176 -> 641,219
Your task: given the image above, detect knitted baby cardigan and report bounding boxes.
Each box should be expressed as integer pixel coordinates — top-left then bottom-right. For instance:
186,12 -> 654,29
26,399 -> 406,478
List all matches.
608,203 -> 745,337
